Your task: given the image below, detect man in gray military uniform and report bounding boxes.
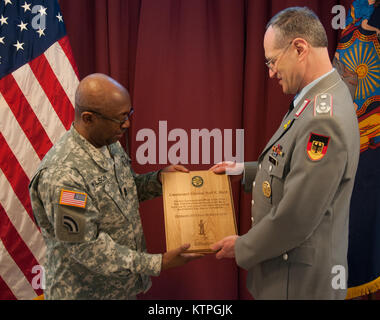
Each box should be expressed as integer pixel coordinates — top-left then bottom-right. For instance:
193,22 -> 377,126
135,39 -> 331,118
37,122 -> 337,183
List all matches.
29,73 -> 201,300
210,7 -> 360,299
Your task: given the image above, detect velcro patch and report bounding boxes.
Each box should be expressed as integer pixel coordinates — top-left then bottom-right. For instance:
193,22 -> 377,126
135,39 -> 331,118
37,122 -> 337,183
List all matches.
55,205 -> 86,242
59,189 -> 87,208
307,133 -> 330,161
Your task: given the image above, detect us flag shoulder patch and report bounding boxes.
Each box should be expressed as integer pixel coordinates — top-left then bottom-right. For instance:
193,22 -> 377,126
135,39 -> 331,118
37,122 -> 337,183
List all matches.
59,189 -> 87,208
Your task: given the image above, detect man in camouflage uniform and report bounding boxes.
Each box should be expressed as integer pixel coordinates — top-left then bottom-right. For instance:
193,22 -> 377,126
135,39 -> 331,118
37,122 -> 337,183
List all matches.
29,73 -> 200,299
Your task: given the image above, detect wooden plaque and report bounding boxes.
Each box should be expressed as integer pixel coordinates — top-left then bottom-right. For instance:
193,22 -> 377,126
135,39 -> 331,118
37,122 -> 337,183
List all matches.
161,170 -> 237,253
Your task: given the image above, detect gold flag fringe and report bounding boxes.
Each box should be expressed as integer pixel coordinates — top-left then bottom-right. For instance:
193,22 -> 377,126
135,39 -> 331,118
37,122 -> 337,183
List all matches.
346,276 -> 380,299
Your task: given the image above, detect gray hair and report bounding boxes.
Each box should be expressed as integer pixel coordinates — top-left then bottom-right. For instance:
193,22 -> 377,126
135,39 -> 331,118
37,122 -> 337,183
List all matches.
266,7 -> 328,49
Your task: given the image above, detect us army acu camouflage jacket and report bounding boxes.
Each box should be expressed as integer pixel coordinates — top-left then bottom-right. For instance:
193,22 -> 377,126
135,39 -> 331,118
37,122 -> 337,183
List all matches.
29,125 -> 163,299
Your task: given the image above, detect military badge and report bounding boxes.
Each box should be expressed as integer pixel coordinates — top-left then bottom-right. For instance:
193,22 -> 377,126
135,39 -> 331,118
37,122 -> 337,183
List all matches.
59,189 -> 87,208
191,176 -> 204,188
55,205 -> 86,242
62,215 -> 80,234
262,181 -> 272,198
314,93 -> 333,116
307,133 -> 330,161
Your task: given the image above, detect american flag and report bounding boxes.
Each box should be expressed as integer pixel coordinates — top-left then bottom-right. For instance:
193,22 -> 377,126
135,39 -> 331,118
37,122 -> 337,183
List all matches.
59,190 -> 87,208
0,0 -> 78,299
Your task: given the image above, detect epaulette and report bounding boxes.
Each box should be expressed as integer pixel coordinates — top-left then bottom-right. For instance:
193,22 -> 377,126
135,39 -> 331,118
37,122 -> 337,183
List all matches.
314,93 -> 333,116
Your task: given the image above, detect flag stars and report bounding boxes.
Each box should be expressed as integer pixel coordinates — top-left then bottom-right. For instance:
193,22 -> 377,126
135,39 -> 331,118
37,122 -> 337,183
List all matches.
13,40 -> 24,51
36,28 -> 45,38
38,6 -> 47,16
0,15 -> 8,26
17,21 -> 28,32
21,1 -> 31,12
56,12 -> 63,22
0,36 -> 5,45
3,0 -> 12,6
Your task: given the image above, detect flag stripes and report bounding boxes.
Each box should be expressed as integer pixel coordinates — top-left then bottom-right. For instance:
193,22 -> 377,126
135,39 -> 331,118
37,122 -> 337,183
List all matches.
45,40 -> 79,106
0,203 -> 42,297
0,134 -> 34,220
0,29 -> 77,299
12,64 -> 67,146
58,37 -> 80,80
0,93 -> 41,180
0,171 -> 46,257
0,276 -> 16,300
0,240 -> 37,300
0,75 -> 53,159
29,54 -> 74,130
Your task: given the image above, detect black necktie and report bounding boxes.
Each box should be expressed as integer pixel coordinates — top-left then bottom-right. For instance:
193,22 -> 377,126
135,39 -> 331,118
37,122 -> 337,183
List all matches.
289,100 -> 295,113
285,100 -> 295,118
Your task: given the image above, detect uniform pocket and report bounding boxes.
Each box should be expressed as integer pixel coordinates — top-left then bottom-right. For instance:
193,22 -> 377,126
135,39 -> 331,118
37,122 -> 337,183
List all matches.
268,160 -> 287,205
287,246 -> 316,266
270,161 -> 285,179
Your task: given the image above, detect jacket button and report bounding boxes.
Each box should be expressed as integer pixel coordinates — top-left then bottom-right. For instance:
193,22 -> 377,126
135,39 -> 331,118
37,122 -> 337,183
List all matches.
251,200 -> 255,205
259,164 -> 262,170
251,217 -> 255,223
253,181 -> 256,188
283,253 -> 288,261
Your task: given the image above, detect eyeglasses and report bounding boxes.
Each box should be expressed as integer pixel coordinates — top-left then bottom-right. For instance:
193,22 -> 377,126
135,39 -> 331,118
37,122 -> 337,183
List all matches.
265,41 -> 293,71
82,107 -> 134,125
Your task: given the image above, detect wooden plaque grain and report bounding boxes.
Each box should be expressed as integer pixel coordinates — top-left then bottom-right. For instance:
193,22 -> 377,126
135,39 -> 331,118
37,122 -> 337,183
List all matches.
161,170 -> 237,253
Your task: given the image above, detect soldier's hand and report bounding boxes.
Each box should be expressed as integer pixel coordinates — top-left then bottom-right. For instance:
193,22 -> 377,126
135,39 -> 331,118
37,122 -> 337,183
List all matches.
210,235 -> 238,259
158,165 -> 189,183
161,244 -> 203,271
209,161 -> 244,181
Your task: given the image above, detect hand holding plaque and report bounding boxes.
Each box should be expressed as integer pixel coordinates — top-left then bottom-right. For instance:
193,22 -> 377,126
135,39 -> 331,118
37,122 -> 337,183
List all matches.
161,170 -> 237,253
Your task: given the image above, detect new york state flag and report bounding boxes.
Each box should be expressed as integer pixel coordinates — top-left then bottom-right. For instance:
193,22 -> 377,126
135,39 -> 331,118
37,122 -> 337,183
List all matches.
334,0 -> 380,299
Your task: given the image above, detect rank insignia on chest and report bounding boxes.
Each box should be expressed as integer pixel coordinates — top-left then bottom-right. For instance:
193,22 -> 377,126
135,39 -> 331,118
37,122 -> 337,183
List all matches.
306,133 -> 330,161
283,119 -> 292,130
59,189 -> 87,208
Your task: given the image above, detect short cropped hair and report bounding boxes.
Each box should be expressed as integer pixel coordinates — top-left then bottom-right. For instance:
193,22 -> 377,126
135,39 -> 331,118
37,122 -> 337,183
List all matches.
266,7 -> 328,49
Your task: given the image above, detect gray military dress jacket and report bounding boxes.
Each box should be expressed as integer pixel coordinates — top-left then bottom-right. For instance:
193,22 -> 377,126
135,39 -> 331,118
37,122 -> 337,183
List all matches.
235,69 -> 360,299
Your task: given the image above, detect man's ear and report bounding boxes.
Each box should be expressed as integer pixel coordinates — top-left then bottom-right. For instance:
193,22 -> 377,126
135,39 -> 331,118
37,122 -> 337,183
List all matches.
293,38 -> 309,60
81,111 -> 94,124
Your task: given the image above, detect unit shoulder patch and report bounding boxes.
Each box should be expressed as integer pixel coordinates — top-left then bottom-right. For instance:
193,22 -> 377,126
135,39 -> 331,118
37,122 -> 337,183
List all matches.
314,93 -> 333,116
306,133 -> 330,161
55,204 -> 86,242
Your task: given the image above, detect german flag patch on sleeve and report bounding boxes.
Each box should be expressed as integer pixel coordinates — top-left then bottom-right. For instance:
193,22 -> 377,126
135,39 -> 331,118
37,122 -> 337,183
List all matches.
306,133 -> 330,161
